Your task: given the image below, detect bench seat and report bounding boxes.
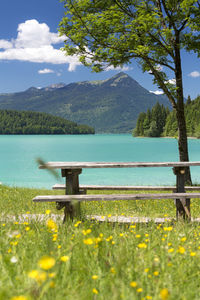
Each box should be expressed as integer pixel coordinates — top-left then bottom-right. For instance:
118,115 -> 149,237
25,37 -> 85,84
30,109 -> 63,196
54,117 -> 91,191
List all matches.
33,192 -> 200,203
52,184 -> 200,191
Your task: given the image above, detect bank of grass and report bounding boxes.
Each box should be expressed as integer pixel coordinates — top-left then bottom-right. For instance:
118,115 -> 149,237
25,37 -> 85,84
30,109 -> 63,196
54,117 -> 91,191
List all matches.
1,185 -> 200,300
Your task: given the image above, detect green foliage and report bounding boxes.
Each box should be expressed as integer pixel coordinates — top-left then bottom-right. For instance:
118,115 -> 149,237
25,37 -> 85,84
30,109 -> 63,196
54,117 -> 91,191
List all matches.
133,102 -> 170,137
164,95 -> 200,138
59,0 -> 200,104
135,95 -> 200,138
0,110 -> 95,135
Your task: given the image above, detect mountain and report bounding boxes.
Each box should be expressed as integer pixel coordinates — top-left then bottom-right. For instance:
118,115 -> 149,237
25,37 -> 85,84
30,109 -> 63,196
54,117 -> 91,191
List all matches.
0,72 -> 171,133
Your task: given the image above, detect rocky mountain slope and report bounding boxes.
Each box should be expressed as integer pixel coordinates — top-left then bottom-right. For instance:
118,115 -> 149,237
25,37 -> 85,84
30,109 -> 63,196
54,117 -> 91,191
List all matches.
0,72 -> 170,133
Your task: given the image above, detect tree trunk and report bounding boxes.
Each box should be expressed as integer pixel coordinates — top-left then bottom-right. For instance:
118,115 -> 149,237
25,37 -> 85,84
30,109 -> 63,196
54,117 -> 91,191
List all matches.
174,32 -> 192,185
176,107 -> 192,184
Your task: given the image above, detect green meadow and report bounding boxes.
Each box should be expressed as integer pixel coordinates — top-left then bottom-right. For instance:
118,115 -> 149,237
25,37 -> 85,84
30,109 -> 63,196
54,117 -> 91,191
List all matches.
1,185 -> 200,300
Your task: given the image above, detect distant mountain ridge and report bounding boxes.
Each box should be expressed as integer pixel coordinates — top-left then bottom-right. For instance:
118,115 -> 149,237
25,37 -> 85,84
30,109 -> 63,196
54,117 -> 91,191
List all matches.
0,72 -> 171,133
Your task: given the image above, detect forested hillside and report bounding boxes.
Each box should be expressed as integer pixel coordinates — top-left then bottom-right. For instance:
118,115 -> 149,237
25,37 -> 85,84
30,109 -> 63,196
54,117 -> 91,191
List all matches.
0,110 -> 95,134
133,96 -> 200,138
133,102 -> 170,137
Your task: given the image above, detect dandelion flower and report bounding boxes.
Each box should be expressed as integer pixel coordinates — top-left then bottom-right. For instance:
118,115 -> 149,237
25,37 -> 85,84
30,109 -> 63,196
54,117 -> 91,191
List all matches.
60,256 -> 69,262
92,288 -> 98,294
92,275 -> 98,280
190,252 -> 196,256
45,209 -> 51,215
138,243 -> 147,249
153,271 -> 159,276
130,281 -> 137,287
168,248 -> 174,253
110,267 -> 116,274
83,238 -> 94,245
11,296 -> 28,300
46,219 -> 57,231
181,237 -> 187,242
38,256 -> 55,270
177,246 -> 185,254
137,288 -> 143,293
160,288 -> 169,300
28,270 -> 39,279
163,226 -> 173,231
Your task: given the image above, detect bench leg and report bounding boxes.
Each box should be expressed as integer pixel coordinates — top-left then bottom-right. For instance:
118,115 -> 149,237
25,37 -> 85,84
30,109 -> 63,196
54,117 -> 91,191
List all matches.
175,198 -> 191,220
63,201 -> 81,223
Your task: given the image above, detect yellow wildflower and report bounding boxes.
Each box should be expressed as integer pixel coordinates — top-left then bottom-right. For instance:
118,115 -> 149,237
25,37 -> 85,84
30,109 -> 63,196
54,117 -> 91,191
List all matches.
38,256 -> 55,270
36,271 -> 47,283
28,270 -> 47,283
144,268 -> 149,273
181,237 -> 187,242
146,296 -> 152,299
92,288 -> 98,294
83,238 -> 94,245
49,272 -> 56,278
130,281 -> 137,287
49,281 -> 55,288
160,288 -> 169,300
11,296 -> 28,300
45,209 -> 51,215
163,227 -> 173,231
110,267 -> 116,274
106,235 -> 113,241
153,271 -> 159,276
25,227 -> 30,231
46,219 -> 58,231
168,248 -> 174,253
60,256 -> 69,262
190,252 -> 196,256
137,288 -> 143,293
92,275 -> 98,280
177,246 -> 185,254
82,229 -> 92,235
138,243 -> 147,249
135,234 -> 141,238
74,221 -> 81,227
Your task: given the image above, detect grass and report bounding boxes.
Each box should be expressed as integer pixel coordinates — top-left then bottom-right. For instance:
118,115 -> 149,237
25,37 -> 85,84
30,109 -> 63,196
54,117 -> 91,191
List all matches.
1,185 -> 200,299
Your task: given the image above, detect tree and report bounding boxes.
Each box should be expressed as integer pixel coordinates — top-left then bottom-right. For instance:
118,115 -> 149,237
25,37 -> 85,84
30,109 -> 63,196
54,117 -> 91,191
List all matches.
59,0 -> 200,184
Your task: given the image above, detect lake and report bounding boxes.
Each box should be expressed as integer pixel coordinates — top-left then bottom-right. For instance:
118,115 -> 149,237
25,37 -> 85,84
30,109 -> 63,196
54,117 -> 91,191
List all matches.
0,134 -> 200,189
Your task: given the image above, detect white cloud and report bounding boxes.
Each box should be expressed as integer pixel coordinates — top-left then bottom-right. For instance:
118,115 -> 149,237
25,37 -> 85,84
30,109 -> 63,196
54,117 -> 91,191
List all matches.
149,90 -> 164,95
105,65 -> 131,72
0,39 -> 13,49
188,71 -> 200,78
38,68 -> 54,74
0,19 -> 82,71
165,78 -> 176,85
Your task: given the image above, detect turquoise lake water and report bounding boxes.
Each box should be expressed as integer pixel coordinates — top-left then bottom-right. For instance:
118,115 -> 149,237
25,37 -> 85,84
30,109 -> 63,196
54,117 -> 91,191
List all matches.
0,134 -> 200,189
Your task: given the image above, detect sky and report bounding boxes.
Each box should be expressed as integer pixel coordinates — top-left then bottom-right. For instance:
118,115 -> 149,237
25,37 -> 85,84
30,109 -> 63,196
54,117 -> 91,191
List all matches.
0,0 -> 199,99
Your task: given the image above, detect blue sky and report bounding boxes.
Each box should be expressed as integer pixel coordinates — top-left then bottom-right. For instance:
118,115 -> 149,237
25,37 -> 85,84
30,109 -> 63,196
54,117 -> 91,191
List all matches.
0,0 -> 199,99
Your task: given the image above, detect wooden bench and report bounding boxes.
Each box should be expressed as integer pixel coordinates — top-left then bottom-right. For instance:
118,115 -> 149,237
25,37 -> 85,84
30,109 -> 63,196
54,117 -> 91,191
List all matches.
33,161 -> 200,222
52,184 -> 200,192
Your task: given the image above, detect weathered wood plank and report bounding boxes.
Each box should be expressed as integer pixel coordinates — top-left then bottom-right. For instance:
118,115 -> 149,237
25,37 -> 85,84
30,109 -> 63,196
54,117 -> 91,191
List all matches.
52,184 -> 200,191
39,161 -> 200,169
33,193 -> 200,203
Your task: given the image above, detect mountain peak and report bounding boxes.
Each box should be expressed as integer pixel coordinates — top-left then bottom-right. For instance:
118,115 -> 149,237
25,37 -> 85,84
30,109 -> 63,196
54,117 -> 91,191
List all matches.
103,72 -> 140,88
